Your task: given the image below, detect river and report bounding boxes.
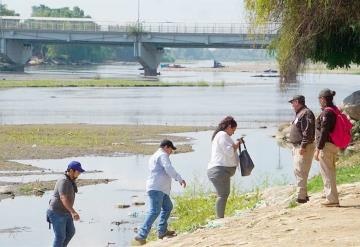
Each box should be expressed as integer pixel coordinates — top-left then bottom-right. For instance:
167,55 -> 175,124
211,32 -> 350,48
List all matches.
0,61 -> 358,246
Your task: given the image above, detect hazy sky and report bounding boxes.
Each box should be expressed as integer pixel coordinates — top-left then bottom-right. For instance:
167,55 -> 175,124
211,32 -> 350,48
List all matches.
4,0 -> 246,23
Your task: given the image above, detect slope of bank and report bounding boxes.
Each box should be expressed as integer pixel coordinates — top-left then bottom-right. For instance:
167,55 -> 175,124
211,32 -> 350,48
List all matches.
149,181 -> 360,247
147,140 -> 360,247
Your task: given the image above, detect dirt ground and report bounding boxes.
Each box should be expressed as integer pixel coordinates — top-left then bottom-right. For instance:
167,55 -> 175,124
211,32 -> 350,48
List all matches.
148,182 -> 360,247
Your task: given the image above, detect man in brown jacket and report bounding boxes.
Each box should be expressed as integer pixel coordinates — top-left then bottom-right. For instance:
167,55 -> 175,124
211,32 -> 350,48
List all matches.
288,95 -> 315,203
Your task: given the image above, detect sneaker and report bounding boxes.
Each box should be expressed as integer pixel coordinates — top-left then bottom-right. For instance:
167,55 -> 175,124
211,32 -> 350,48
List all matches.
158,230 -> 177,239
132,236 -> 146,246
321,201 -> 340,207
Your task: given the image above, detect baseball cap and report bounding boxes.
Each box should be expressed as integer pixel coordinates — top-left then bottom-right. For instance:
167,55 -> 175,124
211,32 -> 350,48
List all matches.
67,161 -> 85,173
288,95 -> 305,104
160,139 -> 177,150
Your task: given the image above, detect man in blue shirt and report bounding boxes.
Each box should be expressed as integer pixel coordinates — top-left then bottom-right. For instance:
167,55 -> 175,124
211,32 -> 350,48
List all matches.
133,139 -> 186,245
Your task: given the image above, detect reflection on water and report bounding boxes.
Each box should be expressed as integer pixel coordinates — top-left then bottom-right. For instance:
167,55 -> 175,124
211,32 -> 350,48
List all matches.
0,130 -> 320,246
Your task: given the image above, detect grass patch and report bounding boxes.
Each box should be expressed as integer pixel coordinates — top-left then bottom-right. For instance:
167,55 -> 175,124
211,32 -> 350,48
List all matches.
287,199 -> 298,208
0,124 -> 209,160
169,184 -> 261,233
0,79 -> 224,88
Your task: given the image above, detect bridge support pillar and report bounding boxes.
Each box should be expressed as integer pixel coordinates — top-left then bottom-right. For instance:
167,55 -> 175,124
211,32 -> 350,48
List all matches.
134,42 -> 163,76
0,39 -> 32,71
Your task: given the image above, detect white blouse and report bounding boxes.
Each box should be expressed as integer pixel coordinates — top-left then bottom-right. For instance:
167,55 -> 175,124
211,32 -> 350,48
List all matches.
208,131 -> 239,169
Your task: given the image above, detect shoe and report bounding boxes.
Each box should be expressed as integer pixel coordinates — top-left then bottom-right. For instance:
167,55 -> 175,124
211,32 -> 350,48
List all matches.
132,236 -> 146,246
321,201 -> 340,207
296,198 -> 308,204
158,230 -> 177,239
306,196 -> 310,201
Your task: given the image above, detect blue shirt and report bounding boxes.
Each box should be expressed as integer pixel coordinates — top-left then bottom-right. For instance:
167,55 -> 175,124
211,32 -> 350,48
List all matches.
146,148 -> 183,195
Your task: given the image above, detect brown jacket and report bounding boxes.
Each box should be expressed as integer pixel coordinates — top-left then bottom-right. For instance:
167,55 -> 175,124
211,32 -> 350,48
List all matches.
289,106 -> 315,148
315,106 -> 337,150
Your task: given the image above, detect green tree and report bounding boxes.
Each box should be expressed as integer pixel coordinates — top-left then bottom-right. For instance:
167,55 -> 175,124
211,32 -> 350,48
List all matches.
245,0 -> 360,81
31,5 -> 90,18
0,4 -> 19,16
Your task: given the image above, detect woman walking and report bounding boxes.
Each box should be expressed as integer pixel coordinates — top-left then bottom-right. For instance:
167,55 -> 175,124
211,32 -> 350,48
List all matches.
207,116 -> 242,218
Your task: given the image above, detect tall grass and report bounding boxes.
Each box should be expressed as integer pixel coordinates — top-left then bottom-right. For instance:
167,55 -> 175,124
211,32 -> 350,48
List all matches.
169,183 -> 261,233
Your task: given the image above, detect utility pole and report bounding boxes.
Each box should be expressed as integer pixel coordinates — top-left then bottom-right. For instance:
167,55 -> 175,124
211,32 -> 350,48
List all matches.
137,0 -> 140,31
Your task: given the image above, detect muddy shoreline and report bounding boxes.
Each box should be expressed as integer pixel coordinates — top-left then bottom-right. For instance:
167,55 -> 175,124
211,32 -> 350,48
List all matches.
0,124 -> 206,202
0,124 -> 208,160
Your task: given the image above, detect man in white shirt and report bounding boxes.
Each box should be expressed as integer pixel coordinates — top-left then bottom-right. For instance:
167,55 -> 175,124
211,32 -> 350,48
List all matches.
133,139 -> 186,245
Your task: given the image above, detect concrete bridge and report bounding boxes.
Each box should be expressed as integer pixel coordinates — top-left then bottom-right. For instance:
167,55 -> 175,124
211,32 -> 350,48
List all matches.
0,17 -> 278,75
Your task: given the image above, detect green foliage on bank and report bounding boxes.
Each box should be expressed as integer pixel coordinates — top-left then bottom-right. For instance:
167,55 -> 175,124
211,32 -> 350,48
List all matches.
245,0 -> 360,80
170,184 -> 261,233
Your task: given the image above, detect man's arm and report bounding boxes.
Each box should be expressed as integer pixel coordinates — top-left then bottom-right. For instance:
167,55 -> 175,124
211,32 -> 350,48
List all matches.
60,195 -> 79,221
160,154 -> 183,182
300,111 -> 315,151
58,180 -> 80,220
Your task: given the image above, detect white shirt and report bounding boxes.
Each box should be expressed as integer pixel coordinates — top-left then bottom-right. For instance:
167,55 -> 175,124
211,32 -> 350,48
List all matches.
146,148 -> 183,195
208,131 -> 239,169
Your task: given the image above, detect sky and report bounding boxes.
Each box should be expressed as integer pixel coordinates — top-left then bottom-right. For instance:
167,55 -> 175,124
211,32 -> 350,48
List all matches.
4,0 -> 246,23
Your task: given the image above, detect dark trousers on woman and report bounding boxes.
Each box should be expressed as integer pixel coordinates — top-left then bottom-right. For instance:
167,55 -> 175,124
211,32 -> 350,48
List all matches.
207,166 -> 236,218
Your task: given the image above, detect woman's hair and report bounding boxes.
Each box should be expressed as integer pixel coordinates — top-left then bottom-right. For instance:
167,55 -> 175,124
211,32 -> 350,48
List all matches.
211,116 -> 237,140
319,89 -> 336,107
324,91 -> 336,107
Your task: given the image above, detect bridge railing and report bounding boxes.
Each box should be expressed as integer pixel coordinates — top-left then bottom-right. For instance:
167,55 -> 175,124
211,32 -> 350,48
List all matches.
0,17 -> 279,35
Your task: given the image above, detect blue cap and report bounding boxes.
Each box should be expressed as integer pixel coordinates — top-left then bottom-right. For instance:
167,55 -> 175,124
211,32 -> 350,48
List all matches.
67,161 -> 85,173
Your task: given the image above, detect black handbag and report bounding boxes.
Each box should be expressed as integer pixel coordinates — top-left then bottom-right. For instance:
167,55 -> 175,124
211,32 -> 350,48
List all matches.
238,142 -> 255,176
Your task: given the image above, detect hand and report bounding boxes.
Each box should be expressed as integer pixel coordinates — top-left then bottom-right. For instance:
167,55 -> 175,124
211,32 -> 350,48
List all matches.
233,142 -> 240,150
179,180 -> 186,188
237,138 -> 244,144
314,149 -> 320,161
71,211 -> 80,221
299,148 -> 306,156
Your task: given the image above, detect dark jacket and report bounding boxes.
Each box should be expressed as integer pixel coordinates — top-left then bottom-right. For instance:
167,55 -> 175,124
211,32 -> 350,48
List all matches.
289,106 -> 315,148
316,106 -> 337,150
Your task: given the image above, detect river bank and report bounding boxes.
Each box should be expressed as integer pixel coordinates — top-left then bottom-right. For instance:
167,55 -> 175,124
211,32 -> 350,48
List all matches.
147,142 -> 360,247
0,79 -> 221,88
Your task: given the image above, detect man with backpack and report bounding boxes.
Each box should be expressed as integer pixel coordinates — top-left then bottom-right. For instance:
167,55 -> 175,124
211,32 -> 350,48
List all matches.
288,95 -> 316,204
314,89 -> 352,207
